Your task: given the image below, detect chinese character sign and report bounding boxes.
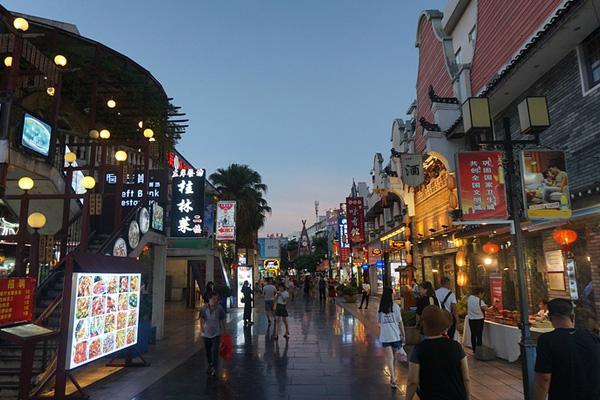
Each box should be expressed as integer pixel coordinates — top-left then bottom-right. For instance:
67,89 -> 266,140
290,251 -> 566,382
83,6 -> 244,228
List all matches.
338,213 -> 349,248
399,153 -> 424,187
345,197 -> 365,244
216,201 -> 236,241
0,278 -> 35,326
457,151 -> 508,221
520,150 -> 571,219
170,170 -> 205,237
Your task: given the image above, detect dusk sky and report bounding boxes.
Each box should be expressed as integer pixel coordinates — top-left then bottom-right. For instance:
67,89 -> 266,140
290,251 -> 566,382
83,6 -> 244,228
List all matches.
4,0 -> 446,235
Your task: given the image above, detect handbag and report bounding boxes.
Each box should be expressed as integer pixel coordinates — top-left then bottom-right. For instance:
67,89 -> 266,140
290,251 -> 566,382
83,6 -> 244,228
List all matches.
396,346 -> 408,362
219,334 -> 233,360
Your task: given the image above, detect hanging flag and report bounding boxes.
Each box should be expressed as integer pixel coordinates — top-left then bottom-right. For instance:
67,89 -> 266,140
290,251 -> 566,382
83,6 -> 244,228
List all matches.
399,153 -> 424,187
346,197 -> 365,245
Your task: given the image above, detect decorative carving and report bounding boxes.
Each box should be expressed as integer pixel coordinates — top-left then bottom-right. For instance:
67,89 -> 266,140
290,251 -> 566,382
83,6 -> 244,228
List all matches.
419,117 -> 441,132
384,165 -> 398,177
428,85 -> 459,105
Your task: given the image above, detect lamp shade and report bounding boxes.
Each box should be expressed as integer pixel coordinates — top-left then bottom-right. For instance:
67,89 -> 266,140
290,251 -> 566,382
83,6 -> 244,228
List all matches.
143,128 -> 154,138
107,99 -> 117,108
64,152 -> 77,164
13,17 -> 29,32
18,176 -> 34,191
482,242 -> 500,254
518,97 -> 550,134
99,129 -> 110,139
82,176 -> 96,190
148,137 -> 156,142
462,97 -> 492,134
89,129 -> 99,139
54,54 -> 67,67
552,228 -> 577,246
115,150 -> 128,162
457,271 -> 468,287
455,250 -> 466,267
27,212 -> 46,229
46,87 -> 55,96
4,56 -> 13,67
138,120 -> 144,128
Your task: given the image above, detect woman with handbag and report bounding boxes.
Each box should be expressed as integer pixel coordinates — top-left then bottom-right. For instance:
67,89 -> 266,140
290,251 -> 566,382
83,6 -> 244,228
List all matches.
378,287 -> 406,389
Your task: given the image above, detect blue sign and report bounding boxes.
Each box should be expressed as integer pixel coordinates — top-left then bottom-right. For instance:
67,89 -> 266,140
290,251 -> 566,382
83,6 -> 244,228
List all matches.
362,264 -> 369,270
376,260 -> 385,269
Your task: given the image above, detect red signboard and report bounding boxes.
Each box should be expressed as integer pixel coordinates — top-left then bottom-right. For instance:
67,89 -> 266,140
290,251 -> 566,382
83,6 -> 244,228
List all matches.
0,278 -> 35,326
489,274 -> 503,310
457,151 -> 508,220
339,247 -> 350,264
346,197 -> 365,244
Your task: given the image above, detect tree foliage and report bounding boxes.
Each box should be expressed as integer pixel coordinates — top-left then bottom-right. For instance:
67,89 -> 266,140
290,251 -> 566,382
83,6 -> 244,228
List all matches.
209,164 -> 271,249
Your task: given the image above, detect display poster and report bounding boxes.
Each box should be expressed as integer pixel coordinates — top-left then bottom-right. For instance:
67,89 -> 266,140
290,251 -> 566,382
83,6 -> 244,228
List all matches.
489,274 -> 503,310
520,150 -> 571,219
346,197 -> 365,245
547,273 -> 566,291
66,273 -> 141,369
151,203 -> 164,232
544,250 -> 564,272
170,169 -> 206,238
399,153 -> 424,187
0,278 -> 35,326
457,151 -> 508,220
237,266 -> 253,308
216,201 -> 236,241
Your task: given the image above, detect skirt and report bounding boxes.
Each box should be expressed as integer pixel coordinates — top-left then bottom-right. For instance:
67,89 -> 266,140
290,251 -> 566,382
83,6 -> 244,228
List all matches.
275,304 -> 288,317
382,340 -> 402,350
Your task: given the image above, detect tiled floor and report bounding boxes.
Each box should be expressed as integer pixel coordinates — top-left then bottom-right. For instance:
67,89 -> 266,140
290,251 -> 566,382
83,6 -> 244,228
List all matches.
78,294 -> 527,399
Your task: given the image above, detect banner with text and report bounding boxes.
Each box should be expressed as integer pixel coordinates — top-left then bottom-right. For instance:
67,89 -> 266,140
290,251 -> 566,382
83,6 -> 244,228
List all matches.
346,197 -> 365,245
216,201 -> 236,241
457,151 -> 508,220
170,169 -> 206,237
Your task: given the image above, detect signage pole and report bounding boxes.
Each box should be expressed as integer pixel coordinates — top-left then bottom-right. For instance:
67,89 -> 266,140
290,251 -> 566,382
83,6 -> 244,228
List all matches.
501,117 -> 535,400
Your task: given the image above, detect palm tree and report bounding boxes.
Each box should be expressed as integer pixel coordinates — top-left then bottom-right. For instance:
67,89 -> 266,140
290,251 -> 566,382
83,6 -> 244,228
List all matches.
209,164 -> 271,250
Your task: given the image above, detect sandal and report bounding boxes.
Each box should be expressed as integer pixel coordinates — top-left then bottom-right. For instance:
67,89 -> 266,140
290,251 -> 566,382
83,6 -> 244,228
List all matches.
284,333 -> 290,339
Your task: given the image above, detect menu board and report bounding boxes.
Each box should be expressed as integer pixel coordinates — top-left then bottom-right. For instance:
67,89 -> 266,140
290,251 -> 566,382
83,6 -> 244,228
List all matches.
66,273 -> 141,370
0,278 -> 35,326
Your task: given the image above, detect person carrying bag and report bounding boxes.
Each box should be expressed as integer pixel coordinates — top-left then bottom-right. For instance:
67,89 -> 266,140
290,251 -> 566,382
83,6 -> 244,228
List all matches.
377,287 -> 407,389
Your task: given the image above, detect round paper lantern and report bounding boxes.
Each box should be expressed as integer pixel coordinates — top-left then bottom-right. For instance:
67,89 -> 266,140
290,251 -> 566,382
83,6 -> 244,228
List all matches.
455,250 -> 466,267
457,271 -> 468,287
552,228 -> 578,246
483,242 -> 500,254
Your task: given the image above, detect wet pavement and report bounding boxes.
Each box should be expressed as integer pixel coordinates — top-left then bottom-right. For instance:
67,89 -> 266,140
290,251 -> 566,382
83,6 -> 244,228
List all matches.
130,297 -> 404,400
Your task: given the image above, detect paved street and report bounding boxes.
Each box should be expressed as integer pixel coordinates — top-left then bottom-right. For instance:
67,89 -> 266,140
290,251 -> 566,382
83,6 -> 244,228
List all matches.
124,295 -> 524,400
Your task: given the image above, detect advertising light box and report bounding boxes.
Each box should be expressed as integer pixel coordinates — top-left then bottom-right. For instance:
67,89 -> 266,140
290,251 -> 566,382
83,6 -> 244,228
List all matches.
66,273 -> 141,370
22,113 -> 52,157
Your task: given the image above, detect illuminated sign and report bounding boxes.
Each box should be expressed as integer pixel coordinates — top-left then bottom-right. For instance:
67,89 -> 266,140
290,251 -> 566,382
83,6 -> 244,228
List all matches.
390,240 -> 405,249
372,249 -> 382,256
263,259 -> 280,270
216,201 -> 236,241
170,169 -> 206,238
376,260 -> 385,269
66,273 -> 141,369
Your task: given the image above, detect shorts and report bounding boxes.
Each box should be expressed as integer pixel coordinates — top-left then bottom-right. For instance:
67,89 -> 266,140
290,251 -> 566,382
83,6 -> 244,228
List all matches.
265,300 -> 274,311
275,304 -> 288,317
382,341 -> 402,350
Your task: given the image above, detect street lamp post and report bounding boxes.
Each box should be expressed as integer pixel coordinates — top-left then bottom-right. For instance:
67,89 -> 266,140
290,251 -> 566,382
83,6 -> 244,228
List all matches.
27,212 -> 47,281
462,96 -> 550,400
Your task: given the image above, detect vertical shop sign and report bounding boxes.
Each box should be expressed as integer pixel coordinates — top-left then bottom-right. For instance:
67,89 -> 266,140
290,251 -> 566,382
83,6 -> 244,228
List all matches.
0,278 -> 35,325
338,213 -> 349,249
489,274 -> 503,310
346,197 -> 365,244
399,153 -> 424,187
216,201 -> 236,241
520,150 -> 571,219
457,151 -> 508,220
170,169 -> 206,237
565,259 -> 578,300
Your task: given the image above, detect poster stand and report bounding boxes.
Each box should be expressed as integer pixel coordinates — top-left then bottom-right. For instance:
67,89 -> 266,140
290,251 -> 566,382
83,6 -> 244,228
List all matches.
106,346 -> 150,367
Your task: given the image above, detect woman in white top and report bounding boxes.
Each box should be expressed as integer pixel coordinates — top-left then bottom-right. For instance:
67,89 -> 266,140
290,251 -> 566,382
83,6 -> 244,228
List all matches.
467,287 -> 488,352
377,287 -> 406,389
273,282 -> 290,340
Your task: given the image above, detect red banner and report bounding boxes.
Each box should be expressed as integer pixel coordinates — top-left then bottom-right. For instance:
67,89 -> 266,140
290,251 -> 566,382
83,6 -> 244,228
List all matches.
489,274 -> 503,310
339,247 -> 350,263
457,151 -> 508,220
346,197 -> 365,244
0,278 -> 36,326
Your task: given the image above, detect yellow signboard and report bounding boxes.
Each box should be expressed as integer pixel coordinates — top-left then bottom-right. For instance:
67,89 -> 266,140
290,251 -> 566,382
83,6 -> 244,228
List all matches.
263,259 -> 280,271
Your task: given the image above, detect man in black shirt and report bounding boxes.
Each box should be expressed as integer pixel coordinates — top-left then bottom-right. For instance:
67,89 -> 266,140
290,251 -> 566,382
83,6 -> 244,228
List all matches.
534,298 -> 600,400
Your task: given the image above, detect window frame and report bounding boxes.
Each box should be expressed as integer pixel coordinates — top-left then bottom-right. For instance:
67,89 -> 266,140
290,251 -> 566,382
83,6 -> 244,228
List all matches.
577,27 -> 600,96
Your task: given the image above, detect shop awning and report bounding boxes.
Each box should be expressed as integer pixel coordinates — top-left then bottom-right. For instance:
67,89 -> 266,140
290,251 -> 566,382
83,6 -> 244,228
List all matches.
72,253 -> 145,274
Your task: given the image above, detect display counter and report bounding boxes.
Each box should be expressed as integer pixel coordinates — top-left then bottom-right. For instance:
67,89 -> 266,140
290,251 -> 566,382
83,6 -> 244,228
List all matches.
462,317 -> 553,362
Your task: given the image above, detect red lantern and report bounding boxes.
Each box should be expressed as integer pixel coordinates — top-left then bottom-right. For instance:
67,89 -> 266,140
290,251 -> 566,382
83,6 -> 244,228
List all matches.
482,242 -> 500,254
553,228 -> 578,251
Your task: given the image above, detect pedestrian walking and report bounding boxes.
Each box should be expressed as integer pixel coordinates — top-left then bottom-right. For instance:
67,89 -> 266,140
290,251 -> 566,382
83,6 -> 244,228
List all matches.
241,280 -> 254,326
273,282 -> 290,340
406,305 -> 471,400
202,281 -> 214,305
359,279 -> 371,309
415,282 -> 439,331
466,287 -> 488,353
262,277 -> 277,326
328,278 -> 337,304
318,276 -> 327,303
435,277 -> 458,340
303,275 -> 311,298
411,278 -> 420,301
199,292 -> 227,377
377,287 -> 406,389
533,298 -> 600,400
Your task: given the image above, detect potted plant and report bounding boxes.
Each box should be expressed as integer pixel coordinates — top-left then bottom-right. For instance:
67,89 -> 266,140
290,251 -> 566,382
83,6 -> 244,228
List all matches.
401,309 -> 420,345
342,285 -> 358,303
